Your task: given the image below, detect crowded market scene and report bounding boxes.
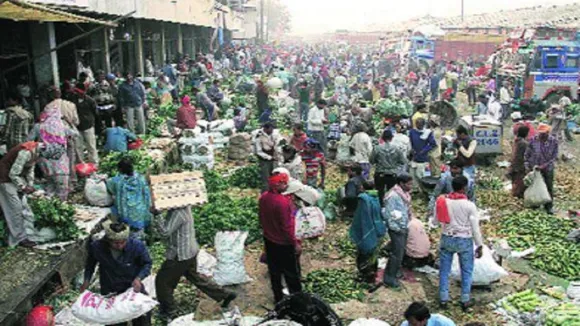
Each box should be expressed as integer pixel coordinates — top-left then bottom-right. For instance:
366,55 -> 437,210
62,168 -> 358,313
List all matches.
0,0 -> 580,325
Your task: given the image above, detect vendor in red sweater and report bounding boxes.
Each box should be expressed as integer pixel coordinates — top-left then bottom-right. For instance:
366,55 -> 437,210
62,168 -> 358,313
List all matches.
259,173 -> 302,303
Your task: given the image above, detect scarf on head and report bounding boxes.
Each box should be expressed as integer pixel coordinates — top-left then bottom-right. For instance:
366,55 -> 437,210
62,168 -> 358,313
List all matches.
39,106 -> 67,145
268,173 -> 289,192
435,192 -> 468,224
391,184 -> 411,206
103,220 -> 130,241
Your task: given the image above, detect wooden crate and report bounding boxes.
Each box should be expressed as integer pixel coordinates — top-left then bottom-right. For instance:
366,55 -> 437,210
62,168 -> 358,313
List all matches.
149,171 -> 208,210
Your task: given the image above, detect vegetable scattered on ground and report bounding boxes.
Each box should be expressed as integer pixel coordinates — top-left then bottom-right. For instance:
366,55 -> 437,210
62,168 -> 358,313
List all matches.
303,269 -> 367,303
544,303 -> 580,326
499,211 -> 580,281
502,290 -> 541,313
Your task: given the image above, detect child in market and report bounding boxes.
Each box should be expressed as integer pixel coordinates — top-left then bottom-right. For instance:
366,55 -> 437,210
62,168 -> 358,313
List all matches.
301,138 -> 326,189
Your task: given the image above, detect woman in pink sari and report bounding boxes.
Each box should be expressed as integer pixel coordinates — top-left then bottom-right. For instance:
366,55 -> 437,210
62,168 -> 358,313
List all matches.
28,107 -> 76,200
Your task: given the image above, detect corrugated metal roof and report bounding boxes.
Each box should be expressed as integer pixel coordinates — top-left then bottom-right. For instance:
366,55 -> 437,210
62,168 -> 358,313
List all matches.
0,0 -> 116,26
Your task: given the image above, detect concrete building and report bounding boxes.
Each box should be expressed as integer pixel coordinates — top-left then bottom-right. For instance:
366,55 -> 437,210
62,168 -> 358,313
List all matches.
0,0 -> 245,105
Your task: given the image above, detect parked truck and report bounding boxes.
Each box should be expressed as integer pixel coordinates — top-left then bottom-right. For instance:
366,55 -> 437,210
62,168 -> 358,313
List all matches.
408,33 -> 506,70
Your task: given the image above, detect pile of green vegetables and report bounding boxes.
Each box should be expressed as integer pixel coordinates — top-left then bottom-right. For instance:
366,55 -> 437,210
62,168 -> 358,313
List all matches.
228,165 -> 261,189
499,211 -> 580,280
544,303 -> 580,326
303,269 -> 367,303
375,98 -> 413,118
192,192 -> 260,246
501,290 -> 542,313
203,169 -> 230,193
148,102 -> 178,137
477,173 -> 504,190
29,198 -> 82,241
99,150 -> 154,176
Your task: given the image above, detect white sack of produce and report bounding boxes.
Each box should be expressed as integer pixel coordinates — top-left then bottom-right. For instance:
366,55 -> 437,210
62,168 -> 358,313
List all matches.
71,289 -> 158,324
348,318 -> 391,326
55,307 -> 99,326
84,177 -> 113,207
213,231 -> 252,286
567,282 -> 580,300
197,249 -> 217,277
295,206 -> 326,239
142,274 -> 157,298
451,245 -> 508,286
523,170 -> 552,207
266,77 -> 283,90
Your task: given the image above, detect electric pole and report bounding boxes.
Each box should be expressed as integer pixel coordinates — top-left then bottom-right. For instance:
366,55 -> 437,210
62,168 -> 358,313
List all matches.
461,0 -> 465,22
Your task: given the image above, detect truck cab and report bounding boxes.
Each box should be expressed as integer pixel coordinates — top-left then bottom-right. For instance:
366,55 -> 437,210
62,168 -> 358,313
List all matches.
524,40 -> 580,103
409,36 -> 435,70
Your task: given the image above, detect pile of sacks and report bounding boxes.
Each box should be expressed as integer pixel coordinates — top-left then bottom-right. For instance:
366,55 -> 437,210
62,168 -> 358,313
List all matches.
228,133 -> 252,161
207,120 -> 235,149
178,128 -> 215,169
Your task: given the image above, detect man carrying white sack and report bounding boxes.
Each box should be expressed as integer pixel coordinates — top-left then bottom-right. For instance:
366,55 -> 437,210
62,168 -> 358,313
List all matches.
154,206 -> 237,321
81,220 -> 152,326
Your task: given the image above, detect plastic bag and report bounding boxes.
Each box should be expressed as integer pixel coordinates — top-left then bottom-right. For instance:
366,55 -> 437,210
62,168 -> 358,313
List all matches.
450,245 -> 508,286
212,231 -> 252,286
55,307 -> 99,326
84,177 -> 113,207
127,138 -> 143,150
71,289 -> 158,324
142,274 -> 157,298
295,207 -> 326,239
75,163 -> 97,178
197,249 -> 217,278
26,305 -> 55,326
348,318 -> 391,326
567,282 -> 580,300
523,170 -> 551,207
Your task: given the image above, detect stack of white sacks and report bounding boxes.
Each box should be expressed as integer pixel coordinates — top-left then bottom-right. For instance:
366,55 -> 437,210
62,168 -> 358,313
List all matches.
178,119 -> 236,169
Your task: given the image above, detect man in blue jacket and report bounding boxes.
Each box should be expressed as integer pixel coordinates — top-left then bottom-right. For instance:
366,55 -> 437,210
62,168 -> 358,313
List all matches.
118,72 -> 146,135
81,220 -> 153,326
409,118 -> 437,194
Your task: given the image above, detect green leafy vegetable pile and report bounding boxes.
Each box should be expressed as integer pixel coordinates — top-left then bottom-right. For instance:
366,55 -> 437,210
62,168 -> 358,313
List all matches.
375,98 -> 413,118
192,192 -> 260,246
29,197 -> 83,241
303,269 -> 367,303
228,165 -> 261,189
99,150 -> 154,177
544,303 -> 580,326
203,169 -> 230,193
499,211 -> 580,280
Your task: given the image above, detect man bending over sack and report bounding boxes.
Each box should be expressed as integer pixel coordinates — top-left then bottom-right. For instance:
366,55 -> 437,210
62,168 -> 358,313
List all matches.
81,221 -> 152,326
154,206 -> 237,321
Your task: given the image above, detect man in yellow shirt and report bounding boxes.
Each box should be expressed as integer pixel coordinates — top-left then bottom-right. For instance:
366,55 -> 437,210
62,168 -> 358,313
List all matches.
411,103 -> 428,129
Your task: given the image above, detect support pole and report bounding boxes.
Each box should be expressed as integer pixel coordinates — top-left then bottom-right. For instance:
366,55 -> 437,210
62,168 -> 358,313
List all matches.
161,22 -> 167,63
461,0 -> 464,22
135,20 -> 144,76
47,22 -> 59,87
103,28 -> 111,73
177,24 -> 184,55
260,0 -> 264,43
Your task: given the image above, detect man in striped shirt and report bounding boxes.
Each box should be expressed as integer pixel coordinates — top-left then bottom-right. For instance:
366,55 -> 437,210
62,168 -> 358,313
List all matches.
154,206 -> 236,319
301,138 -> 326,189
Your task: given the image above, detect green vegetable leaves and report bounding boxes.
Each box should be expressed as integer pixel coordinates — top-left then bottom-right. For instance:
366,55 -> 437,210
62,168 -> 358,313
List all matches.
303,269 -> 367,303
29,198 -> 82,241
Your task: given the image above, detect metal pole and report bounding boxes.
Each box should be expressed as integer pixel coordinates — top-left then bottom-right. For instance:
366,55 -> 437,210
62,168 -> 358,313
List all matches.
177,24 -> 184,55
461,0 -> 464,22
260,0 -> 264,43
104,28 -> 111,73
161,22 -> 167,63
47,22 -> 59,87
135,20 -> 145,76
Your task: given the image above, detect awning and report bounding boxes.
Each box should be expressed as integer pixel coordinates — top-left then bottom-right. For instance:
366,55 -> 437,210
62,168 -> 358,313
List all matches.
0,0 -> 117,26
